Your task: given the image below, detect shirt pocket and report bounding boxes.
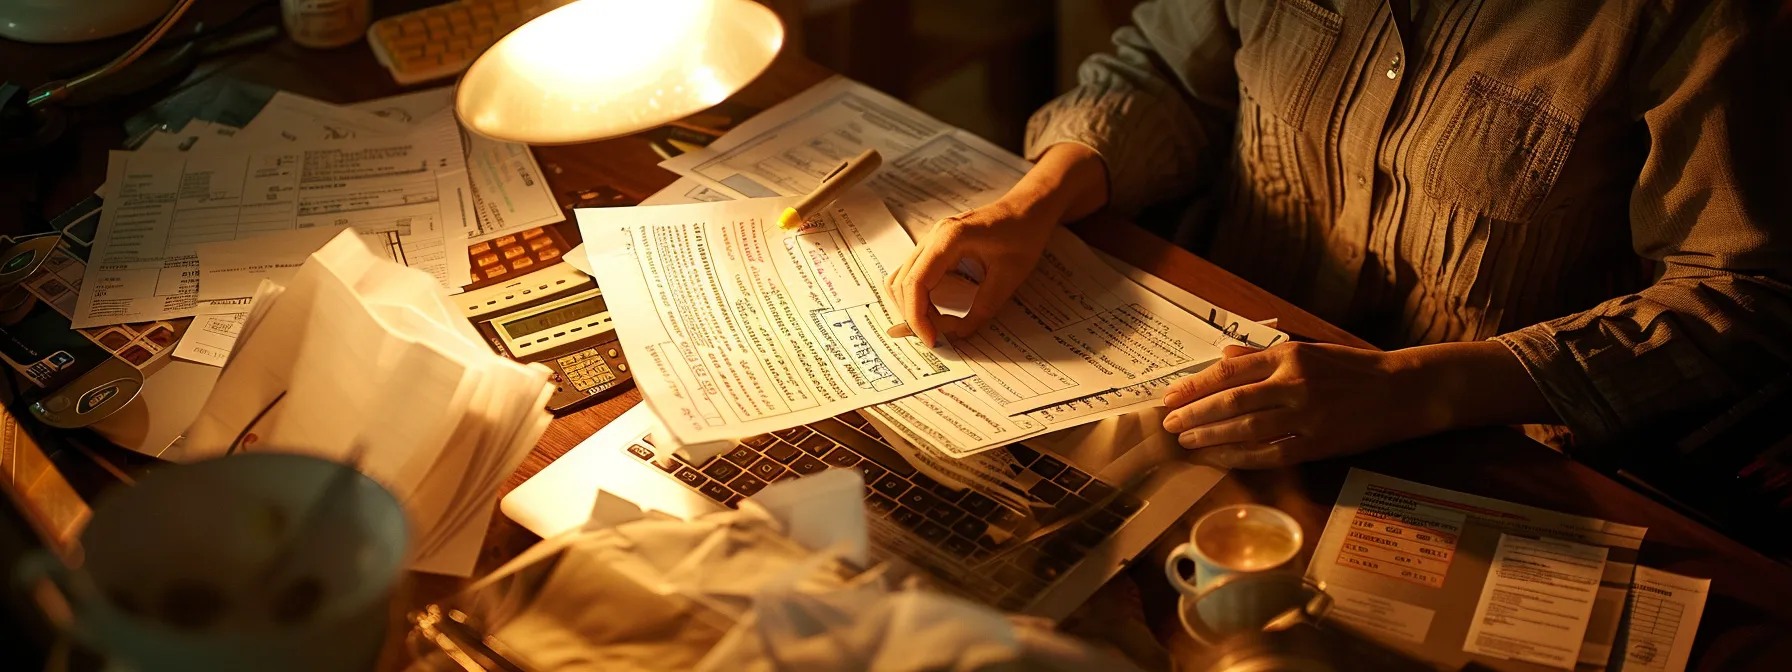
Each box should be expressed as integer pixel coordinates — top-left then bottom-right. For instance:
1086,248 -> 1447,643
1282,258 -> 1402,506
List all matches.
1233,0 -> 1341,129
1423,73 -> 1578,222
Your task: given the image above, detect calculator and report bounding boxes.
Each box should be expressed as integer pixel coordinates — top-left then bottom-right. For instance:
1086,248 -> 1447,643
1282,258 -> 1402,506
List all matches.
458,260 -> 632,415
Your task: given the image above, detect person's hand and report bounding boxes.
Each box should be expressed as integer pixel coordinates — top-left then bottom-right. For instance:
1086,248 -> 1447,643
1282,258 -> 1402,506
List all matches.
1159,343 -> 1431,468
884,143 -> 1110,347
885,199 -> 1056,347
1158,340 -> 1557,468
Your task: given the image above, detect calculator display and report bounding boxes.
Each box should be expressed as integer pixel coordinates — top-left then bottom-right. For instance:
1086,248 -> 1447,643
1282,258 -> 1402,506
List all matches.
499,294 -> 609,339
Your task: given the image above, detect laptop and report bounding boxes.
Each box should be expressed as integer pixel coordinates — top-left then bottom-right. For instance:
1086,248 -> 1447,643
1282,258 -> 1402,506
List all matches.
503,402 -> 1216,620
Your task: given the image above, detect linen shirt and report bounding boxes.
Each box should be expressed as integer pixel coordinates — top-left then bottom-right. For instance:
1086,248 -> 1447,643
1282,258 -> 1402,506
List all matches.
1025,0 -> 1791,456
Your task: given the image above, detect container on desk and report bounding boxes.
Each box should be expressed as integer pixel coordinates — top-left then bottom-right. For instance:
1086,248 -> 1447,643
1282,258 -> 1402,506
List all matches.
1165,504 -> 1309,640
16,453 -> 407,671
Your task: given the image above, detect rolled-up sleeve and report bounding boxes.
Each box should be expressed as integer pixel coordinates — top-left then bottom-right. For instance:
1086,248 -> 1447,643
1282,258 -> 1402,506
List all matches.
1024,0 -> 1240,215
1492,2 -> 1792,455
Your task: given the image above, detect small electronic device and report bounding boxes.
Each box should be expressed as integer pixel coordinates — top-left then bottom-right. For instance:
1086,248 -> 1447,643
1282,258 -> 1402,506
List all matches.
366,0 -> 554,85
459,260 -> 632,415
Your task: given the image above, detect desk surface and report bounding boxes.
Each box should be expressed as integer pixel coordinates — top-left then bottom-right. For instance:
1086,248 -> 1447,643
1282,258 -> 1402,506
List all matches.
6,9 -> 1790,670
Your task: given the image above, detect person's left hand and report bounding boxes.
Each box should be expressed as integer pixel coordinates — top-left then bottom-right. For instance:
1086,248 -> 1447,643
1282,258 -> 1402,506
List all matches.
1159,342 -> 1441,468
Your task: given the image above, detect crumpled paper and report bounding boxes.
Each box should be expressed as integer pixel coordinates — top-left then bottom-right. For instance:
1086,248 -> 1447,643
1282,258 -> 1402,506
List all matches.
409,470 -> 1142,672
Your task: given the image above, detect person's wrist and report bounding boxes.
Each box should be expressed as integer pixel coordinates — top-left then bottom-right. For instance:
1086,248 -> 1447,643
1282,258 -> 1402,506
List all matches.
1380,347 -> 1459,439
1019,143 -> 1107,223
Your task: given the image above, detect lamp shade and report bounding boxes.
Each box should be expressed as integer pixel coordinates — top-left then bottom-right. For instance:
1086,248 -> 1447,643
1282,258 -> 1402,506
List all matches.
455,0 -> 784,145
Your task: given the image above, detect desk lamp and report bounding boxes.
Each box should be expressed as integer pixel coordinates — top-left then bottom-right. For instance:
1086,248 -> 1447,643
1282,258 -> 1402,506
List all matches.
453,0 -> 785,144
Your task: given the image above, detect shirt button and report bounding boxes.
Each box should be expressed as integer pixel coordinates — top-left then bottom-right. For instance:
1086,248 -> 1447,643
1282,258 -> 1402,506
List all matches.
1386,53 -> 1402,80
1356,176 -> 1367,188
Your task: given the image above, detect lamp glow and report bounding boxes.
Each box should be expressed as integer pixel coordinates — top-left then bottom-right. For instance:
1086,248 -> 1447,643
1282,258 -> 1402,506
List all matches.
455,0 -> 784,145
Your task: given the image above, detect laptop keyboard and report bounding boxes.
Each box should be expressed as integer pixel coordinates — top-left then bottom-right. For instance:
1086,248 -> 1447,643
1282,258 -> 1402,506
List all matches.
622,411 -> 1145,611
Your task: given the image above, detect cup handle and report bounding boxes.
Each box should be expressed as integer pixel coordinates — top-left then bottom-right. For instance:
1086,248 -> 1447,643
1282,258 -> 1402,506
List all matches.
1163,542 -> 1200,596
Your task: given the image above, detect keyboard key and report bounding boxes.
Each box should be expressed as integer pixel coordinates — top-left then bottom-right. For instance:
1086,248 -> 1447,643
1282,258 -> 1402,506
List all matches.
890,507 -> 925,529
872,474 -> 910,498
855,462 -> 887,485
796,434 -> 835,456
915,521 -> 950,544
923,502 -> 963,526
763,440 -> 801,464
951,517 -> 988,540
941,535 -> 977,558
960,492 -> 997,518
1005,444 -> 1040,467
1030,455 -> 1066,479
1066,522 -> 1108,549
702,460 -> 742,482
790,454 -> 827,475
653,457 -> 679,473
929,481 -> 967,503
840,412 -> 872,429
729,473 -> 767,497
822,448 -> 861,468
1079,480 -> 1117,503
723,445 -> 759,466
1053,468 -> 1091,492
740,434 -> 776,449
772,427 -> 810,443
910,473 -> 941,491
1028,480 -> 1068,504
749,457 -> 786,481
699,481 -> 732,502
898,487 -> 945,513
807,417 -> 915,477
1042,536 -> 1089,564
986,506 -> 1025,530
1055,495 -> 1091,517
674,466 -> 705,487
724,495 -> 742,509
626,443 -> 654,461
866,494 -> 898,515
1086,509 -> 1126,532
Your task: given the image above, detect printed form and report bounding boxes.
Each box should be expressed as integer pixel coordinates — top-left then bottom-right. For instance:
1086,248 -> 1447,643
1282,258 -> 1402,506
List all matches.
1310,469 -> 1649,671
1613,567 -> 1709,672
660,76 -> 1034,239
72,113 -> 474,328
575,188 -> 975,444
1463,534 -> 1610,669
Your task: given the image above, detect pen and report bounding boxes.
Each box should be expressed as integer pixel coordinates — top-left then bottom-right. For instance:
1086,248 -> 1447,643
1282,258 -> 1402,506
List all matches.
777,148 -> 883,229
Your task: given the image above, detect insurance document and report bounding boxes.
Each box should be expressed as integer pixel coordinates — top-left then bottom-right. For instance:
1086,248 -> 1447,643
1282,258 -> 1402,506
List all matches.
1463,534 -> 1610,669
575,188 -> 974,444
1612,567 -> 1709,672
660,76 -> 1032,239
1310,469 -> 1648,671
72,113 -> 474,328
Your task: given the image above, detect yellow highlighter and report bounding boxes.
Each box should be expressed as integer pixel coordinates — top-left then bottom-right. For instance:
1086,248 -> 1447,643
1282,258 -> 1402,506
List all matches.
777,148 -> 883,229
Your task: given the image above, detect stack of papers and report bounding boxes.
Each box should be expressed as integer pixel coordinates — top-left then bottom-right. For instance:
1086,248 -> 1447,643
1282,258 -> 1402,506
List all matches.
583,75 -> 1287,501
168,231 -> 554,576
76,87 -> 563,367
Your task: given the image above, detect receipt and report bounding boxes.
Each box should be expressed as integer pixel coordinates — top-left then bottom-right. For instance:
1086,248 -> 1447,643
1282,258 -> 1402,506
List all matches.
73,113 -> 475,328
575,188 -> 974,444
1613,566 -> 1710,672
1463,534 -> 1609,669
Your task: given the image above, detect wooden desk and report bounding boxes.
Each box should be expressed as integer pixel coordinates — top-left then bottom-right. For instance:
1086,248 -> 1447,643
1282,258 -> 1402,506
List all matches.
7,12 -> 1790,670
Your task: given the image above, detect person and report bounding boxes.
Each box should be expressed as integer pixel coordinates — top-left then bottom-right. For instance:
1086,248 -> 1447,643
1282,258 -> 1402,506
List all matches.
884,0 -> 1790,469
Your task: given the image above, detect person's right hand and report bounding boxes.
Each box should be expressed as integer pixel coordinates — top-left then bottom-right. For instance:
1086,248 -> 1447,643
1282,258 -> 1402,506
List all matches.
883,143 -> 1111,347
884,199 -> 1057,347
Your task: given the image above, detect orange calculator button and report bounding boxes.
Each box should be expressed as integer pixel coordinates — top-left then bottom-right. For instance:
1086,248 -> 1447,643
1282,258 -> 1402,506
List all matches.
529,237 -> 553,251
538,248 -> 561,260
484,265 -> 509,279
512,257 -> 534,270
522,228 -> 545,240
469,241 -> 491,255
475,253 -> 500,267
503,246 -> 526,259
495,235 -> 518,247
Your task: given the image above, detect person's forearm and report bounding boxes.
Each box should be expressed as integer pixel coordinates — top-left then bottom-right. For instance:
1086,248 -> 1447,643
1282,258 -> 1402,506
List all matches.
1010,143 -> 1110,224
1389,341 -> 1559,436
